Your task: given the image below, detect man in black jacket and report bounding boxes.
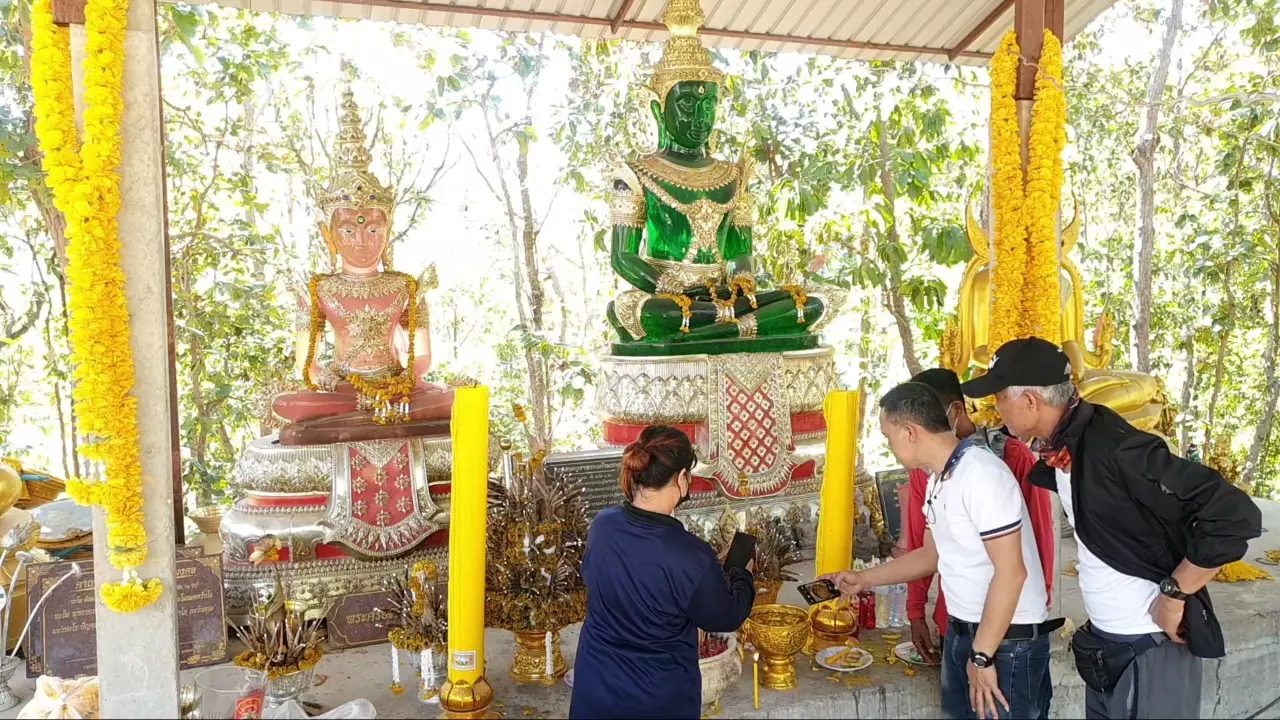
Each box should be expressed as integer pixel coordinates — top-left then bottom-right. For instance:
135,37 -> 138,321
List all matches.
962,337 -> 1262,719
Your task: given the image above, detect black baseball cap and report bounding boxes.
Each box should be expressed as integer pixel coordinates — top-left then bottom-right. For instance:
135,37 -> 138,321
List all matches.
959,337 -> 1073,398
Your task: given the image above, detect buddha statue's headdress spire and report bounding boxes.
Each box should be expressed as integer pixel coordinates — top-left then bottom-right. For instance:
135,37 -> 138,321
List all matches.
317,86 -> 395,220
647,0 -> 724,107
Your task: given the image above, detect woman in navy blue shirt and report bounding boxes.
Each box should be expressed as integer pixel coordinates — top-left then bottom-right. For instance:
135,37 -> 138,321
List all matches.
569,426 -> 755,719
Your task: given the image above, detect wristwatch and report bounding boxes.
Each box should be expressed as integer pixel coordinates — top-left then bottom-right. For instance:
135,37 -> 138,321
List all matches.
970,651 -> 994,669
1159,576 -> 1189,601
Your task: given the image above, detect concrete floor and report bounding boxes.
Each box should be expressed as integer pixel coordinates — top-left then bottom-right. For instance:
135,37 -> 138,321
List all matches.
3,500 -> 1280,718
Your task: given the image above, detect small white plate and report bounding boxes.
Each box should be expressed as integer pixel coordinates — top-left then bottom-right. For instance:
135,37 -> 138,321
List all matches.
1257,556 -> 1280,567
564,669 -> 574,688
815,645 -> 872,672
894,641 -> 939,667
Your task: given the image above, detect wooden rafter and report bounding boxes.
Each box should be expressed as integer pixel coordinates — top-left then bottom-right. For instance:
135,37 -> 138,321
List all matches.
949,0 -> 1013,61
610,0 -> 638,34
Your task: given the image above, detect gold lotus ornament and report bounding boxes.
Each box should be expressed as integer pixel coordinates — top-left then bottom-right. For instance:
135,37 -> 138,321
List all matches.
742,604 -> 810,691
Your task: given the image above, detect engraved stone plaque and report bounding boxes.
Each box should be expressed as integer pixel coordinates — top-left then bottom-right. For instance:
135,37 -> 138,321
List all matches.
24,554 -> 228,677
326,590 -> 397,649
541,449 -> 624,518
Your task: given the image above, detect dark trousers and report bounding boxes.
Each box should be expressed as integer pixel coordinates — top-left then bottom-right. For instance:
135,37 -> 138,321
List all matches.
1082,625 -> 1201,719
941,618 -> 1052,720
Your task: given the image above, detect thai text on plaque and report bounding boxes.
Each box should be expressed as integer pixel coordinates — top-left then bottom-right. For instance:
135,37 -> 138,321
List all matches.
24,553 -> 228,677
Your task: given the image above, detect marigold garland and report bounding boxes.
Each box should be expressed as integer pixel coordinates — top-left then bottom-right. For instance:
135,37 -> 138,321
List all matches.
1215,560 -> 1272,583
988,30 -> 1028,352
31,0 -> 160,613
782,285 -> 808,324
658,293 -> 693,333
1022,29 -> 1066,344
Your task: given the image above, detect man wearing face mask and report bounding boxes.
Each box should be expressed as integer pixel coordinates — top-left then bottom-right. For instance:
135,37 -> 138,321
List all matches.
571,426 -> 755,719
899,369 -> 1056,665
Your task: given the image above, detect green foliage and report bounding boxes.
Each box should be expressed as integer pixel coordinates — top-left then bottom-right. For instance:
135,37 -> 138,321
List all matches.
1,0 -> 1280,495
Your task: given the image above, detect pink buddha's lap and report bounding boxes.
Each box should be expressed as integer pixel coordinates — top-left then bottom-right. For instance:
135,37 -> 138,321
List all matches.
272,384 -> 454,424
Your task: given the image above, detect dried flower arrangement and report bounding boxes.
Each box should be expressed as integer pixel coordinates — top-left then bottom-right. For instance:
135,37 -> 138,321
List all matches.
703,507 -> 801,583
748,510 -> 801,584
484,459 -> 589,632
232,578 -> 328,680
378,561 -> 447,652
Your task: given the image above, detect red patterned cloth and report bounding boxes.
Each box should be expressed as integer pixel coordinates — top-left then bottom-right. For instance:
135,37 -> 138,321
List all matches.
1038,446 -> 1072,473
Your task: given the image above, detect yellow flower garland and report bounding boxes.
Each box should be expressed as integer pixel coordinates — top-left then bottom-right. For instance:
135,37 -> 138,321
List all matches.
658,293 -> 693,333
1022,30 -> 1066,344
988,31 -> 1028,352
31,0 -> 159,613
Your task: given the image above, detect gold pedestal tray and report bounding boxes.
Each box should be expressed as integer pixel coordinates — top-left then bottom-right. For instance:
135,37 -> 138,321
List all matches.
805,602 -> 856,656
742,604 -> 810,691
509,629 -> 567,685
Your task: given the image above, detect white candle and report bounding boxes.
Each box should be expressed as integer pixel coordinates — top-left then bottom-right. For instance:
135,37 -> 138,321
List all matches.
545,631 -> 553,678
391,646 -> 401,686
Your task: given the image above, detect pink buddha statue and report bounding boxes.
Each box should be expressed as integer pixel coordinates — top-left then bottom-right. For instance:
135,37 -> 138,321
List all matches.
272,89 -> 453,443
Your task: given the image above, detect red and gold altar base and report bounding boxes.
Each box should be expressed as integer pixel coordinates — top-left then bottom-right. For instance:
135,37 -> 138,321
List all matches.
219,435 -> 453,619
597,348 -> 836,500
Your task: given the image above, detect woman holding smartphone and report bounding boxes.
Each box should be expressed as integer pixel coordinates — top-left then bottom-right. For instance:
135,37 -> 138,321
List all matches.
569,425 -> 755,719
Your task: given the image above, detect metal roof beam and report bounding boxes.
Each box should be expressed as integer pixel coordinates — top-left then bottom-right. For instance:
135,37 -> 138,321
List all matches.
325,0 -> 992,60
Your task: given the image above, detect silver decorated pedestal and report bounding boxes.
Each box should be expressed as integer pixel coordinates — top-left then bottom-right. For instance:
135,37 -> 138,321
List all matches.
220,434 -> 453,620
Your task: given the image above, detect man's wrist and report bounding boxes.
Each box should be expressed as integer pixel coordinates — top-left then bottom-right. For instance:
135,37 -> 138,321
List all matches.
969,650 -> 994,668
1159,576 -> 1189,601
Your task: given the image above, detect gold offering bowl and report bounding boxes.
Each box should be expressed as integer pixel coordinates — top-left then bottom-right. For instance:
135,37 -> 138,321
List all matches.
807,601 -> 856,655
742,604 -> 810,691
510,629 -> 567,685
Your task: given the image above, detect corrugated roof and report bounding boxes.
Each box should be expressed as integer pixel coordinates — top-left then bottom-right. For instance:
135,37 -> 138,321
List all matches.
180,0 -> 1120,65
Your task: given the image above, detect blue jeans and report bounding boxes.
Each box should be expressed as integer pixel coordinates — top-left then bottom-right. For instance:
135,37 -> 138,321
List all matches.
941,619 -> 1052,719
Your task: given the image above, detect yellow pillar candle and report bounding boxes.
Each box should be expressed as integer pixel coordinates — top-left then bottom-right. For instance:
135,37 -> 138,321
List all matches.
441,385 -> 495,716
815,389 -> 862,577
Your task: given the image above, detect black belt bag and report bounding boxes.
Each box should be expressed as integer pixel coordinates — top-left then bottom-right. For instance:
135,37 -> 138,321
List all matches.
1069,622 -> 1159,693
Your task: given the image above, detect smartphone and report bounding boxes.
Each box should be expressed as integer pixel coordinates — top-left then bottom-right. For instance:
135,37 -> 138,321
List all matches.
797,579 -> 840,605
724,531 -> 757,570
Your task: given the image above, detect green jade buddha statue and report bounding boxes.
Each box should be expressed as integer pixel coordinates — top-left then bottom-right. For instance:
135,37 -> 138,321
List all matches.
606,0 -> 830,356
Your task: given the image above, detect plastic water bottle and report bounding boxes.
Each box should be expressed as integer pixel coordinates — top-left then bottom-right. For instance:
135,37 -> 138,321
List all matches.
889,582 -> 907,628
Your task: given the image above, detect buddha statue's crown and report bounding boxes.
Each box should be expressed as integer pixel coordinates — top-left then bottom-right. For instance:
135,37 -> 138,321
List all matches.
317,87 -> 395,220
647,0 -> 724,107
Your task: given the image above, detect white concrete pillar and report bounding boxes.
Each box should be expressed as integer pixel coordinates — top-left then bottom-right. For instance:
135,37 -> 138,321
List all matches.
69,0 -> 181,714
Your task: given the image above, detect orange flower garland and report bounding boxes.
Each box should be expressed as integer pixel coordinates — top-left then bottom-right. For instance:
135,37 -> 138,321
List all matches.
31,0 -> 162,612
658,293 -> 693,333
1022,29 -> 1066,344
988,31 -> 1028,351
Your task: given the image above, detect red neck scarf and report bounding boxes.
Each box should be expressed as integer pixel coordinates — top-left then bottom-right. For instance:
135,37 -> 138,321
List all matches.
1032,396 -> 1081,473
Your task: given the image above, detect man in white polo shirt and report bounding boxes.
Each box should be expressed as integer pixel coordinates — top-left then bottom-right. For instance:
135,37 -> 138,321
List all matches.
823,382 -> 1059,719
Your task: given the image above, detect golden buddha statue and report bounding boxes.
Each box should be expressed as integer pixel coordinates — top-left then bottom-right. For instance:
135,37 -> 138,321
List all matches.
944,199 -> 1175,437
271,88 -> 453,443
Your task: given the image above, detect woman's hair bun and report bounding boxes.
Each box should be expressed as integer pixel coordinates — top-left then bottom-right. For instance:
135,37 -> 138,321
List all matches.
622,441 -> 651,473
